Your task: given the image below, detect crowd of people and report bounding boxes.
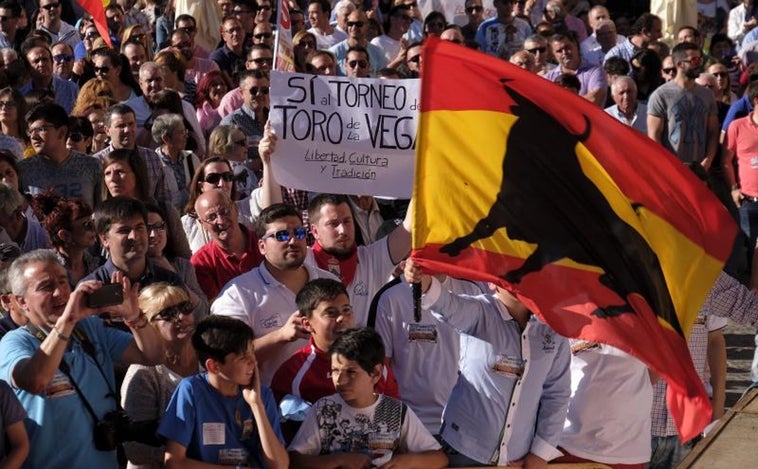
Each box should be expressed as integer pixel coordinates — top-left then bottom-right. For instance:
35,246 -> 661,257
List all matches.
0,0 -> 756,468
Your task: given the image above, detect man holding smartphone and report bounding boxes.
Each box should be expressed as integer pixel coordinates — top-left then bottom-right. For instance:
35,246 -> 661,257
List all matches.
0,249 -> 164,468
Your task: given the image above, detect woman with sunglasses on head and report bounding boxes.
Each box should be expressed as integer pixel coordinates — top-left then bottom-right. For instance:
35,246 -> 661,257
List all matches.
32,190 -> 100,284
121,283 -> 199,469
182,124 -> 282,253
0,86 -> 27,158
120,24 -> 154,63
102,148 -> 193,259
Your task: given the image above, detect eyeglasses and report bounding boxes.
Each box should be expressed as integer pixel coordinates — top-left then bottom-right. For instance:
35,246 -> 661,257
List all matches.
67,132 -> 84,142
27,124 -> 55,136
234,139 -> 246,147
250,57 -> 273,66
526,46 -> 546,54
151,301 -> 194,322
203,171 -> 234,184
465,5 -> 483,13
348,59 -> 368,68
248,86 -> 269,95
408,55 -> 420,64
93,66 -> 110,75
347,21 -> 364,28
147,221 -> 167,232
53,54 -> 73,63
201,206 -> 232,223
712,71 -> 728,78
0,101 -> 16,109
84,32 -> 99,40
254,32 -> 273,40
41,3 -> 60,11
262,226 -> 308,242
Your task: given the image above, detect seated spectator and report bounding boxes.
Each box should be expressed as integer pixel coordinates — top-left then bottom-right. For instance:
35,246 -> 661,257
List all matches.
101,148 -> 191,259
194,70 -> 232,138
145,203 -> 208,319
0,249 -> 164,467
31,191 -> 99,284
121,283 -> 199,468
18,103 -> 103,208
0,369 -> 29,467
271,279 -> 399,412
404,259 -> 571,467
158,316 -> 289,468
288,327 -> 447,469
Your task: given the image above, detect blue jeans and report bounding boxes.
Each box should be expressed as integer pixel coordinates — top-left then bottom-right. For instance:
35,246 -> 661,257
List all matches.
647,435 -> 692,469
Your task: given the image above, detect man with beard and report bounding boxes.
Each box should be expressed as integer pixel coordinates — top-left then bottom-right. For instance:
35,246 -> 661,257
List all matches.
211,203 -> 338,385
648,42 -> 719,167
305,194 -> 411,326
191,190 -> 264,300
545,33 -> 607,107
169,29 -> 219,87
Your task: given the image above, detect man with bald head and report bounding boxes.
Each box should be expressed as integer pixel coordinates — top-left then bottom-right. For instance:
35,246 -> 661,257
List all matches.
190,190 -> 264,300
605,75 -> 647,134
581,18 -> 623,66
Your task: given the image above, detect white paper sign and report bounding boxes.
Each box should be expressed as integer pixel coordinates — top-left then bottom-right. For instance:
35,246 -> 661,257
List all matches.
269,71 -> 420,198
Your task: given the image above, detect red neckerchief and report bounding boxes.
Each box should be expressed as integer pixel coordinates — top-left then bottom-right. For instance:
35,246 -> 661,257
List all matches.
312,241 -> 358,286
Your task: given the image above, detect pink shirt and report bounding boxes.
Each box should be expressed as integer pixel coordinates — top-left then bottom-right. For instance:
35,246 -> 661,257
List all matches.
218,87 -> 243,119
726,114 -> 758,196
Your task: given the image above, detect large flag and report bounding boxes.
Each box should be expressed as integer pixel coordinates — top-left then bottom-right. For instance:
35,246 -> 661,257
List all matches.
412,38 -> 737,442
77,0 -> 113,48
274,0 -> 296,72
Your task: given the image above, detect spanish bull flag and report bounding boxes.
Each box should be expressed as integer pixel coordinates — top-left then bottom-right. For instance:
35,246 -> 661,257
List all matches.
77,0 -> 112,48
412,38 -> 737,442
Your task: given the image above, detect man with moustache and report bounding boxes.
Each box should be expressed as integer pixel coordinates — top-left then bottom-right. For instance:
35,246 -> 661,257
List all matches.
211,203 -> 338,385
648,42 -> 719,167
191,191 -> 264,300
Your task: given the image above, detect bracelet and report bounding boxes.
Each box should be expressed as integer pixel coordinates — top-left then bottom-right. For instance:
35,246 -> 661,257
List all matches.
52,327 -> 70,342
124,310 -> 148,330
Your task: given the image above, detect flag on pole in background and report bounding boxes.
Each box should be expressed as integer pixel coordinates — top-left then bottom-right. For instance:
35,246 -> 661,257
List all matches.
412,38 -> 737,442
274,0 -> 296,72
77,0 -> 112,48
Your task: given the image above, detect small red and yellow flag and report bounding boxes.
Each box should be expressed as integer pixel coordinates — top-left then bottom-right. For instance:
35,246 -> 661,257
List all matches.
412,38 -> 737,442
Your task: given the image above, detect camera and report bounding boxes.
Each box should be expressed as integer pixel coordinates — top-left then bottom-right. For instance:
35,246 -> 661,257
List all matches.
93,410 -> 161,452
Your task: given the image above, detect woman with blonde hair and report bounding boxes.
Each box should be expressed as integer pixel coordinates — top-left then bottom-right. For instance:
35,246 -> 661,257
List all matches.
292,30 -> 317,72
121,283 -> 199,469
70,78 -> 114,117
121,24 -> 154,62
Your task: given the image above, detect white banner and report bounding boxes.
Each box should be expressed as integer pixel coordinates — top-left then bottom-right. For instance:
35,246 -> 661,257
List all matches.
269,71 -> 420,198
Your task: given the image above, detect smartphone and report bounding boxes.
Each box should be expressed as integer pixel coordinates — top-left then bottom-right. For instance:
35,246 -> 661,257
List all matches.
86,283 -> 124,309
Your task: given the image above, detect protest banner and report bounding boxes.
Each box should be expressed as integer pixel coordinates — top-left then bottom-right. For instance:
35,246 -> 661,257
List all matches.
274,0 -> 296,72
269,70 -> 420,198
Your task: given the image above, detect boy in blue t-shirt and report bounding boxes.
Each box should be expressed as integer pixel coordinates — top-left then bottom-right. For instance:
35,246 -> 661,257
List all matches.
288,327 -> 448,468
158,316 -> 288,468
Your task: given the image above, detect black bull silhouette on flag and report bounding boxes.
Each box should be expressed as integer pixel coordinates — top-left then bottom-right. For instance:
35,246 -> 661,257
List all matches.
439,80 -> 682,336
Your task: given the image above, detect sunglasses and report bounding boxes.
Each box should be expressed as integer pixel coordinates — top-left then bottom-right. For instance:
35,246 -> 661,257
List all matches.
67,132 -> 84,142
249,86 -> 270,95
93,66 -> 110,75
348,59 -> 368,68
84,32 -> 99,40
526,46 -> 546,54
151,301 -> 194,322
203,171 -> 234,184
347,21 -> 364,28
408,55 -> 420,64
254,32 -> 273,39
262,226 -> 308,242
258,5 -> 272,11
662,67 -> 676,74
234,139 -> 246,147
41,3 -> 60,11
466,5 -> 483,13
53,54 -> 73,63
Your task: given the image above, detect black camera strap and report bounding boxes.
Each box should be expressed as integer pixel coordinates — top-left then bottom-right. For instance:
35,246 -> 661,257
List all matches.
25,324 -> 116,426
